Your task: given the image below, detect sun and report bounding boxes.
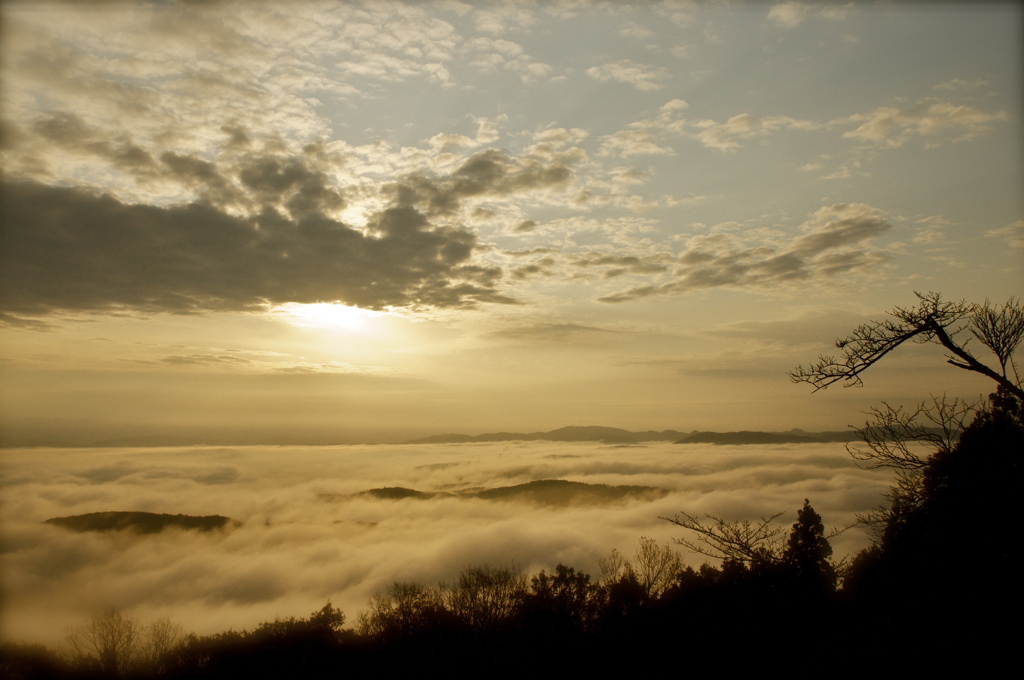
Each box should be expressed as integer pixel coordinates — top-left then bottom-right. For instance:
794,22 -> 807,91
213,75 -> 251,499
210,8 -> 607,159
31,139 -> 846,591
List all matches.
272,302 -> 384,331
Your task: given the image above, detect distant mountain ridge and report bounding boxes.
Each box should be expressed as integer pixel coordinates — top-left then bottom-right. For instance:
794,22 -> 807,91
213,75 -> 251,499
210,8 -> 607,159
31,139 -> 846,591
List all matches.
403,425 -> 857,445
320,478 -> 667,507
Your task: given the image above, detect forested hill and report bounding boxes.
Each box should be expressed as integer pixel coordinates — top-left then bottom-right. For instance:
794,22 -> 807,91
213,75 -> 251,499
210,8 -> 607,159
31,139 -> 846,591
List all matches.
403,426 -> 856,445
45,512 -> 239,534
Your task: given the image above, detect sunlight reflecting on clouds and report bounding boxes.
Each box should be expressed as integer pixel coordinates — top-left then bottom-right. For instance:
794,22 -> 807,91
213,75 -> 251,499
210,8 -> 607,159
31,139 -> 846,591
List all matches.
272,302 -> 386,331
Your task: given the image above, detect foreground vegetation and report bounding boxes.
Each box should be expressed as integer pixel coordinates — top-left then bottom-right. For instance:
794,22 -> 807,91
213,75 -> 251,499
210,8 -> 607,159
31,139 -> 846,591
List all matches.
5,294 -> 1021,677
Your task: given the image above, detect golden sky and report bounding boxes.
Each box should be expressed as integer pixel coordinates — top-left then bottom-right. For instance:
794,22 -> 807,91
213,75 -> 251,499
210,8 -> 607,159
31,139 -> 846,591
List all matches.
2,1 -> 1021,444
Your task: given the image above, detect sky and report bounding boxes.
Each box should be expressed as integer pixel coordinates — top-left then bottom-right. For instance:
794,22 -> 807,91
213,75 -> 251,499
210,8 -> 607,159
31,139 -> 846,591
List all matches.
1,440 -> 892,644
1,0 -> 1022,444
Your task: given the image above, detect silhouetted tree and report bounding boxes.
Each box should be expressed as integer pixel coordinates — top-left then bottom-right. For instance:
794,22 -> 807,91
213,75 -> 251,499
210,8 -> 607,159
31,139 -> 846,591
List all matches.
61,610 -> 139,677
135,617 -> 186,676
848,394 -> 978,472
518,564 -> 598,652
783,499 -> 836,594
660,511 -> 785,567
790,292 -> 1023,400
166,602 -> 348,679
443,564 -> 527,633
595,537 -> 682,599
632,537 -> 684,599
841,389 -> 1024,651
793,295 -> 1024,663
1,642 -> 72,680
597,569 -> 648,636
526,564 -> 596,623
358,581 -> 450,642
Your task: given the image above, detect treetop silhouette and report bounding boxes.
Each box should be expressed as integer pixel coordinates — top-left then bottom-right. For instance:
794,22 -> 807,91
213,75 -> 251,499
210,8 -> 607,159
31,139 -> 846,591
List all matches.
783,499 -> 837,592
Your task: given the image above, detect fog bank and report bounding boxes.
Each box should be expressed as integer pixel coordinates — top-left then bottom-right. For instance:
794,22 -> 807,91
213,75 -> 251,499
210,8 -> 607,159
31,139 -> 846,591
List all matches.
1,441 -> 892,644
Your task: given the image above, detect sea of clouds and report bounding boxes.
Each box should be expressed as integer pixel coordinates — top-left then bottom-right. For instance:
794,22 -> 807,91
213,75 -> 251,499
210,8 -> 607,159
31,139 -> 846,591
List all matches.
1,441 -> 895,645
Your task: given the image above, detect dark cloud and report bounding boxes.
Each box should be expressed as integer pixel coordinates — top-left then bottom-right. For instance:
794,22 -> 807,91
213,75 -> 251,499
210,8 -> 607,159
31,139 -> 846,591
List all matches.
155,135 -> 350,222
510,256 -> 556,280
505,247 -> 556,257
389,148 -> 573,216
0,180 -> 515,319
0,114 -> 597,321
236,152 -> 345,220
598,203 -> 891,303
0,311 -> 57,330
160,152 -> 239,207
573,253 -> 671,276
2,105 -> 593,321
32,112 -> 159,175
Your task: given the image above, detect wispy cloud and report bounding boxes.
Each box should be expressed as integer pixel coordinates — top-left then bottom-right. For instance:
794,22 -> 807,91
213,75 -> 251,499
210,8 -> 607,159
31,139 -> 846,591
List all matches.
767,1 -> 809,29
838,101 -> 1007,148
597,203 -> 892,302
598,128 -> 676,157
690,113 -> 816,152
586,60 -> 668,91
986,220 -> 1024,249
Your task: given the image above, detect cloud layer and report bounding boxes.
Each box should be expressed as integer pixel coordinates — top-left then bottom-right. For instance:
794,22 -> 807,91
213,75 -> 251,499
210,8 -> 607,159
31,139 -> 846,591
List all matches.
1,441 -> 890,645
2,3 -> 1013,324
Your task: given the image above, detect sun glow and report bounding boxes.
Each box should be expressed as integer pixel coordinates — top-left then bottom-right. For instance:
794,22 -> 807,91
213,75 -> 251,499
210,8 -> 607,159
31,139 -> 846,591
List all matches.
272,302 -> 385,330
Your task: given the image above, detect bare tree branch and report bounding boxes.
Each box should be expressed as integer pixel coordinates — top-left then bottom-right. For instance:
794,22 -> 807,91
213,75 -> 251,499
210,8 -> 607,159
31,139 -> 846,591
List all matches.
847,395 -> 980,471
970,297 -> 1024,377
789,292 -> 1024,401
659,512 -> 785,566
857,468 -> 925,541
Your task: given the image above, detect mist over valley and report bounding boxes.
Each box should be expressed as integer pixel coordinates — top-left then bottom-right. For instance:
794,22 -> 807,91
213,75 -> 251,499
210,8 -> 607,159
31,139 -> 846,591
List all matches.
2,439 -> 890,645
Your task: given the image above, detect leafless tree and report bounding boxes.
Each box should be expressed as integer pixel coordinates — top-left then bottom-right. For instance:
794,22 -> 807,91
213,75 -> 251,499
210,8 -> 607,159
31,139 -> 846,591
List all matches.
358,581 -> 442,638
596,548 -> 629,588
442,564 -> 527,632
596,537 -> 683,597
792,293 -> 1024,540
848,394 -> 981,472
61,611 -> 188,677
136,617 -> 186,676
62,610 -> 139,677
857,467 -> 927,540
632,537 -> 684,598
789,292 -> 1024,401
659,512 -> 786,566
